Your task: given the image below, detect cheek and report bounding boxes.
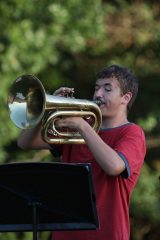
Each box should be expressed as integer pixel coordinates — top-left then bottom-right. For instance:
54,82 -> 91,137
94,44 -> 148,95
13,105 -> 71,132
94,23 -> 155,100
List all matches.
93,93 -> 96,100
107,95 -> 121,108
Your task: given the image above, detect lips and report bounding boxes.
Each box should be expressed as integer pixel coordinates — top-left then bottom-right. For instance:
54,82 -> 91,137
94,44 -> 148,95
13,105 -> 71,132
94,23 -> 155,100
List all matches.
95,99 -> 105,106
99,103 -> 106,109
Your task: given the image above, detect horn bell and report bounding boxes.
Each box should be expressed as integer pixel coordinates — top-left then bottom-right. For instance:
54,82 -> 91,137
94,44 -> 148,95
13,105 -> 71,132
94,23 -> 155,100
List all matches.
8,75 -> 46,129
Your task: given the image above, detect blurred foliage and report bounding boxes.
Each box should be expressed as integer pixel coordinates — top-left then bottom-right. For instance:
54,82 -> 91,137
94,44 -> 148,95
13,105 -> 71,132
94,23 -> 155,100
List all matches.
0,0 -> 160,239
130,164 -> 160,240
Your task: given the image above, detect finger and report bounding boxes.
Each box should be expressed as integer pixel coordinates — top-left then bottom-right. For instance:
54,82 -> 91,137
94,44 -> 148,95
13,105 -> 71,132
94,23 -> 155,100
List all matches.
62,87 -> 74,93
53,87 -> 74,96
55,119 -> 66,128
53,87 -> 65,96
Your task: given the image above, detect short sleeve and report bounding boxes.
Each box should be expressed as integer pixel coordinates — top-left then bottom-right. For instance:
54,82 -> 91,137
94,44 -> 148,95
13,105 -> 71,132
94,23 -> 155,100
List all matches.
114,125 -> 146,178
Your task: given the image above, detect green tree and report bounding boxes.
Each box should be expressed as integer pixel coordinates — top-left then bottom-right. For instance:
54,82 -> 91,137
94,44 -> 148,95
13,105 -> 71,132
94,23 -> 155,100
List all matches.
0,1 -> 160,239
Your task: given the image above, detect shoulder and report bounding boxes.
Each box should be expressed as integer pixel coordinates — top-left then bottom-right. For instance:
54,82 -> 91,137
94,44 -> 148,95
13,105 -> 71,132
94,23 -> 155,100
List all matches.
100,123 -> 146,144
111,123 -> 146,147
123,123 -> 145,137
120,123 -> 146,154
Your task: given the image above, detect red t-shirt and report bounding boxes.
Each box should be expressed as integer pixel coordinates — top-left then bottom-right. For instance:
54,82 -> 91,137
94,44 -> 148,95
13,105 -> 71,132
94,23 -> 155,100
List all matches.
51,123 -> 146,240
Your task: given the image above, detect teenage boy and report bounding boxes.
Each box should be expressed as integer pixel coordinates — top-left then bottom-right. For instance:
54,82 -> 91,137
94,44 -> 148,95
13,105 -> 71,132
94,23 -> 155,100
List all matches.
18,65 -> 146,240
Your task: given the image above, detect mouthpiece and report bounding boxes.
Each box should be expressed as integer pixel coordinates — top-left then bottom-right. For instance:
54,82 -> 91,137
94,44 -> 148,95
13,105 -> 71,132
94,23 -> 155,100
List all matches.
94,100 -> 101,106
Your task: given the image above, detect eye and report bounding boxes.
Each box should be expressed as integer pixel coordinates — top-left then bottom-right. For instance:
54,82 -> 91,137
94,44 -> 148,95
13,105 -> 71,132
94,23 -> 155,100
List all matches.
104,87 -> 111,92
94,86 -> 99,91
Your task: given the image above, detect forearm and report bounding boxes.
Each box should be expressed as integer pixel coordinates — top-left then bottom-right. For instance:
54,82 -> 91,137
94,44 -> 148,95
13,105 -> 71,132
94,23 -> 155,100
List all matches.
52,116 -> 126,175
17,124 -> 50,150
79,121 -> 125,176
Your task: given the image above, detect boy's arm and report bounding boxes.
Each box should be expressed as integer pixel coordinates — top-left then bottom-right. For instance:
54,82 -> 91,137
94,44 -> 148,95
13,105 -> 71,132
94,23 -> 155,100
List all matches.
56,117 -> 126,176
17,123 -> 52,150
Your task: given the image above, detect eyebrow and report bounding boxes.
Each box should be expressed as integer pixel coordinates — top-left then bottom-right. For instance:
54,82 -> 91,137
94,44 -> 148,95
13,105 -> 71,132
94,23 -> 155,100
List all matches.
95,83 -> 112,87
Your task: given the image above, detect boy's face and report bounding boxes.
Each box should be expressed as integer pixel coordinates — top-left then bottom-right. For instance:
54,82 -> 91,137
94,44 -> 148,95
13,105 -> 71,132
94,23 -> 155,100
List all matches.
93,77 -> 128,118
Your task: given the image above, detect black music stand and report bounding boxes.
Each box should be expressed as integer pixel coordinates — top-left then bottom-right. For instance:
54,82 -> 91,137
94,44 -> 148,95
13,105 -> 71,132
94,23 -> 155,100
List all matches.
0,162 -> 99,240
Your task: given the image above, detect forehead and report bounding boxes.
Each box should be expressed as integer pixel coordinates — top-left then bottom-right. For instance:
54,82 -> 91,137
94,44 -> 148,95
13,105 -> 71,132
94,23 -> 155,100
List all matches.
95,77 -> 120,87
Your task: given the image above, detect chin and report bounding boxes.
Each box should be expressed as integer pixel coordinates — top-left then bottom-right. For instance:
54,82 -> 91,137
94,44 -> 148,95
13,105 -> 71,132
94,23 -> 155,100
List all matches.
101,112 -> 109,118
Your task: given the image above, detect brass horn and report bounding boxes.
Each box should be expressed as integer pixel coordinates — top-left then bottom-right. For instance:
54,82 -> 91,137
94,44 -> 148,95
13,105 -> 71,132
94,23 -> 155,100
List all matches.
7,75 -> 102,144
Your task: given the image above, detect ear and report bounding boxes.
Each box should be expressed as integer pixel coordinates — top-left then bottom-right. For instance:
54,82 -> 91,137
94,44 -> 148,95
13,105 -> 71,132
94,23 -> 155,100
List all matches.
122,92 -> 132,105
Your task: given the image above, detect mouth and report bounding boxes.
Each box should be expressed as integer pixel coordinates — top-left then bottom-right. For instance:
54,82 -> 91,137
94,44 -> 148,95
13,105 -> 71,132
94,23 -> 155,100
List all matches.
94,99 -> 105,107
99,103 -> 106,110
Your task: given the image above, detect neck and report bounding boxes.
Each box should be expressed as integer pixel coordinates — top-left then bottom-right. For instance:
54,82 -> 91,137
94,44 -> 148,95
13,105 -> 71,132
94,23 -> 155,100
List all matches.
101,115 -> 129,129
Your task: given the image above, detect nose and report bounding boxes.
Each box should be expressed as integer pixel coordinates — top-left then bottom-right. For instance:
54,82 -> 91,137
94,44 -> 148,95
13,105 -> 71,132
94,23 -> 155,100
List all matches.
94,88 -> 103,99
